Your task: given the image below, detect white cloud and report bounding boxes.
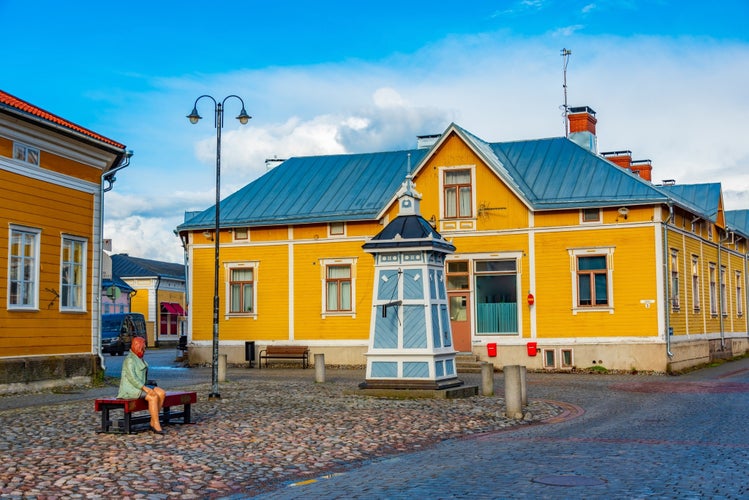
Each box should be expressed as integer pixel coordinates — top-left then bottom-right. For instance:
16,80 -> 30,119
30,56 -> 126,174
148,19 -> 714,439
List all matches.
107,30 -> 749,261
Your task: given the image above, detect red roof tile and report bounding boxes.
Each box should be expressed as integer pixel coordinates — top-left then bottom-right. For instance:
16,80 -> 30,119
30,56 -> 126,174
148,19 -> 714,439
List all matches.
0,89 -> 125,149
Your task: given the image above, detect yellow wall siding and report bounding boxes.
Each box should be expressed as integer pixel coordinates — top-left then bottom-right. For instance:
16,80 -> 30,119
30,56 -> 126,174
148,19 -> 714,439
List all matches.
534,226 -> 660,339
292,241 -> 373,341
191,243 -> 291,342
252,226 -> 289,242
131,289 -> 150,320
0,170 -> 96,356
39,151 -> 101,183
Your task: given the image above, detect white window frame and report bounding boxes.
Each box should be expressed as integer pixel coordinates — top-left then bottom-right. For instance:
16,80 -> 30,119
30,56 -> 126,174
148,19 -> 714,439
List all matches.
569,247 -> 615,314
60,235 -> 87,311
670,249 -> 680,311
691,255 -> 700,312
320,258 -> 357,318
328,222 -> 346,237
224,261 -> 258,318
13,142 -> 40,166
736,271 -> 743,317
8,225 -> 41,310
233,228 -> 249,241
709,263 -> 717,316
720,266 -> 728,316
439,166 -> 476,221
580,208 -> 601,223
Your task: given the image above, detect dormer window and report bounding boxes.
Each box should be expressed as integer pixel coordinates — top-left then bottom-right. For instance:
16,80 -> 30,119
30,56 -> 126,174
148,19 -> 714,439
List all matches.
13,142 -> 40,166
443,169 -> 472,219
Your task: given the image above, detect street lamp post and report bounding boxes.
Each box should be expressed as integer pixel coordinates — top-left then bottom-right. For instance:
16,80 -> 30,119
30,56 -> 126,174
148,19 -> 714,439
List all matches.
187,95 -> 251,400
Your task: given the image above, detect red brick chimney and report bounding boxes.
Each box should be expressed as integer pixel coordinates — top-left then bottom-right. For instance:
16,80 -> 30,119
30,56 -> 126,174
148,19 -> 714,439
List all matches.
630,160 -> 653,182
567,106 -> 598,152
601,150 -> 653,182
568,106 -> 597,135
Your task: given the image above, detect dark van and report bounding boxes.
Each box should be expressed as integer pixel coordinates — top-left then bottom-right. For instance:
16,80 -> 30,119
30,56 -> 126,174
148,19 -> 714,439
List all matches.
101,313 -> 147,356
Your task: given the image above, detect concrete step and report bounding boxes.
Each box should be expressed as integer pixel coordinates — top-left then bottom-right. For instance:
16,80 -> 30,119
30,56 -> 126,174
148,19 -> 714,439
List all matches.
455,353 -> 485,373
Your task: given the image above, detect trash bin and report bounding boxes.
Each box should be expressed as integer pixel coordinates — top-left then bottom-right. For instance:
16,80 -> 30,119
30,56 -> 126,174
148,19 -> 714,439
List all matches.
244,341 -> 256,368
487,342 -> 497,357
527,342 -> 538,356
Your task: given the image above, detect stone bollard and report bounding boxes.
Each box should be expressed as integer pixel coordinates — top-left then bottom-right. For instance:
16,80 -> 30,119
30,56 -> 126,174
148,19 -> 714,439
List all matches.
481,362 -> 494,396
504,365 -> 523,419
520,365 -> 527,406
218,354 -> 227,383
315,353 -> 326,383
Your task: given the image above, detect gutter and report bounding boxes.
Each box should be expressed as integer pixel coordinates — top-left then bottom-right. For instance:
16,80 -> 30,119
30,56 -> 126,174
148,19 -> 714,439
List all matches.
95,151 -> 132,371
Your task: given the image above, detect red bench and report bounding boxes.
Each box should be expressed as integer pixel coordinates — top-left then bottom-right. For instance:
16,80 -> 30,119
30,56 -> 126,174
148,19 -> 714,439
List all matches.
95,391 -> 197,434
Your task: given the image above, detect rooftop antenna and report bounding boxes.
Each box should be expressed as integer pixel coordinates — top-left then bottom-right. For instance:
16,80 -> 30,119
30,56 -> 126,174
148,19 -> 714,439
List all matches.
561,48 -> 572,137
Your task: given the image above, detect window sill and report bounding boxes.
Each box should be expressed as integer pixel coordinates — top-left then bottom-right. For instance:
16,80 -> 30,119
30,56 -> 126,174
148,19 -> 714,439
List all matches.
572,306 -> 614,315
322,311 -> 356,319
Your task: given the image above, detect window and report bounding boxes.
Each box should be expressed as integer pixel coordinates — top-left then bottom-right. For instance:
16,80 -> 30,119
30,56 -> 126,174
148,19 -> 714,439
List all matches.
443,169 -> 472,219
234,228 -> 248,240
475,260 -> 518,334
691,255 -> 700,311
708,224 -> 713,241
61,237 -> 86,310
229,267 -> 254,313
577,256 -> 608,306
581,208 -> 601,223
561,349 -> 573,368
670,249 -> 680,310
736,271 -> 743,316
543,349 -> 555,368
446,261 -> 469,290
326,265 -> 352,312
720,266 -> 727,316
329,222 -> 345,236
13,142 -> 40,166
709,263 -> 717,315
320,258 -> 357,316
8,227 -> 40,309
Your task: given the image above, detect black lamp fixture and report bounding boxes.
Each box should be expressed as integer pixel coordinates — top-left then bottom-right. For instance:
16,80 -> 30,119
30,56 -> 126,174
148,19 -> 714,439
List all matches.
187,94 -> 251,400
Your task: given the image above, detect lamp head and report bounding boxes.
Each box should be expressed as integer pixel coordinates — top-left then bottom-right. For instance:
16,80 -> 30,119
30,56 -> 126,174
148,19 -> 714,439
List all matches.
236,107 -> 252,125
187,107 -> 202,124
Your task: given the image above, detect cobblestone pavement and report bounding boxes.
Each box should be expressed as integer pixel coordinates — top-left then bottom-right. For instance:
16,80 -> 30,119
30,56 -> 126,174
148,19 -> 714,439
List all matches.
1,358 -> 748,499
258,359 -> 749,499
0,365 -> 562,499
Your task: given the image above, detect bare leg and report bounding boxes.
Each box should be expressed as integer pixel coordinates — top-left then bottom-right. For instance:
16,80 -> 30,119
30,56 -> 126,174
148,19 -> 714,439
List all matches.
145,390 -> 164,431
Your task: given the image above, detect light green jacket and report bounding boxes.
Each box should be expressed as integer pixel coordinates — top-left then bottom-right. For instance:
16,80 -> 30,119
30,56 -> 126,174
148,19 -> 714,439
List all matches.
117,350 -> 148,399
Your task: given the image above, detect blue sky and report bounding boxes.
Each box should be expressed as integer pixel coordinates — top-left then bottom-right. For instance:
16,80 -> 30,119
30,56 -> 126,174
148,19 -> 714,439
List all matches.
3,0 -> 749,262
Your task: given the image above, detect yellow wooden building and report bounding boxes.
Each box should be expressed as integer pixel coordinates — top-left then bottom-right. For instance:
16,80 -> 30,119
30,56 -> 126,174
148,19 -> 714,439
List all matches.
0,90 -> 129,393
177,107 -> 748,372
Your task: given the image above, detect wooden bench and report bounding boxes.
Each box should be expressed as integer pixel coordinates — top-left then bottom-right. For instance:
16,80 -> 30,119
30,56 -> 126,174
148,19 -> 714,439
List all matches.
94,391 -> 197,434
258,345 -> 310,369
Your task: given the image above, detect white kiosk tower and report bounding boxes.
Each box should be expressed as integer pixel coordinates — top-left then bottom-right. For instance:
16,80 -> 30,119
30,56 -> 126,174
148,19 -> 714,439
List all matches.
360,172 -> 465,391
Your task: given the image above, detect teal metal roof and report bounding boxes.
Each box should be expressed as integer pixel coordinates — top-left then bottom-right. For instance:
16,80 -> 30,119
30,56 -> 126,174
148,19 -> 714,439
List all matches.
657,183 -> 722,223
178,124 -> 730,232
726,210 -> 749,238
179,149 -> 427,230
452,125 -> 668,210
112,254 -> 185,280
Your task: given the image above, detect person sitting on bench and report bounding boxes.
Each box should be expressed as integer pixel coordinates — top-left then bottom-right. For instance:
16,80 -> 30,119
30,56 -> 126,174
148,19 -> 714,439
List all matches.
117,336 -> 167,435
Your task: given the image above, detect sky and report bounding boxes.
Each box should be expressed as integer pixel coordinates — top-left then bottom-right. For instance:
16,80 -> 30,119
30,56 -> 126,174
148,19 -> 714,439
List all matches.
2,0 -> 749,264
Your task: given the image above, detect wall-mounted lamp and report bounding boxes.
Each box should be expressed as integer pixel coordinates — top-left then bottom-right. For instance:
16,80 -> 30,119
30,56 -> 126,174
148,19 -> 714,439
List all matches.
203,230 -> 213,241
617,207 -> 629,220
429,215 -> 437,228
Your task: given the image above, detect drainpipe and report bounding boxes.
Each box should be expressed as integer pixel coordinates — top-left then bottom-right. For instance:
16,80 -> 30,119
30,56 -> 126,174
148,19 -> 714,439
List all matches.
663,203 -> 674,358
97,150 -> 133,371
155,275 -> 162,348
